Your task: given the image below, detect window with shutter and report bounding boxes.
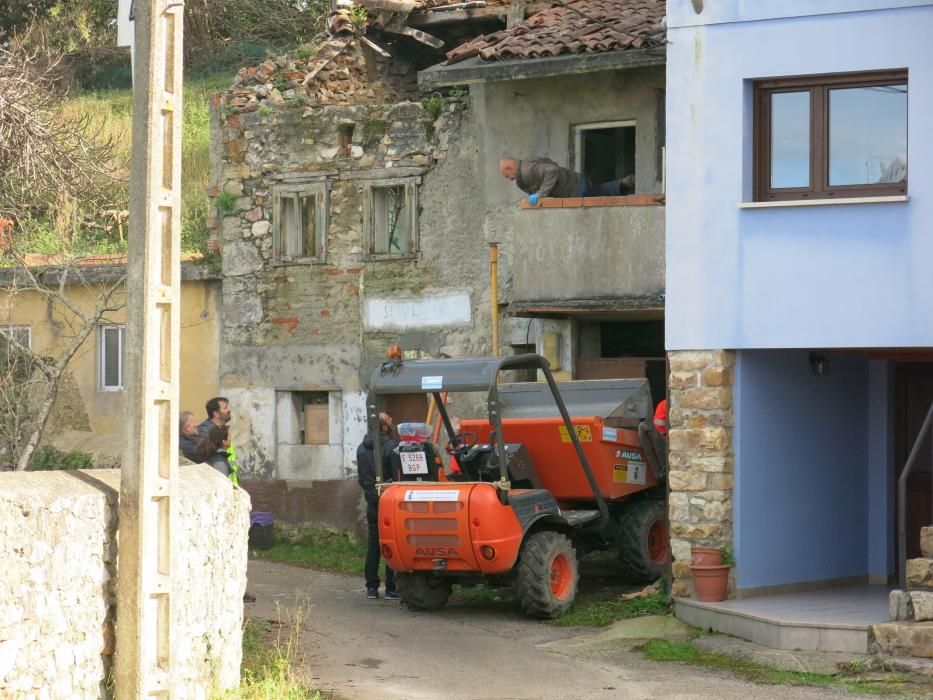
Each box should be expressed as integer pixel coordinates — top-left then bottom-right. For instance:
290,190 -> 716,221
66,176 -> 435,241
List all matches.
363,177 -> 420,258
272,182 -> 329,264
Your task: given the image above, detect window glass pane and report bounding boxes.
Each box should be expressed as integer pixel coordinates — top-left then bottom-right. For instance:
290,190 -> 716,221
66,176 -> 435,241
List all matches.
373,185 -> 410,254
829,84 -> 907,186
103,327 -> 121,387
300,195 -> 317,258
770,91 -> 811,189
280,196 -> 298,257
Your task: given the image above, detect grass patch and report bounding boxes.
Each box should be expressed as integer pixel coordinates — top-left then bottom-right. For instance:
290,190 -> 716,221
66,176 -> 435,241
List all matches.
253,527 -> 367,577
219,606 -> 323,699
638,639 -> 910,695
55,73 -> 233,254
550,590 -> 670,627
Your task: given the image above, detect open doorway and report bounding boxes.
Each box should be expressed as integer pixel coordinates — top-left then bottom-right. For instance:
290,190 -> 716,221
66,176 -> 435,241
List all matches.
576,320 -> 665,406
895,362 -> 933,566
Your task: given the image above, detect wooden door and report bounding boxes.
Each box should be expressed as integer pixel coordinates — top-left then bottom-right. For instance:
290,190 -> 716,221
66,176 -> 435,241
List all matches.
895,363 -> 933,564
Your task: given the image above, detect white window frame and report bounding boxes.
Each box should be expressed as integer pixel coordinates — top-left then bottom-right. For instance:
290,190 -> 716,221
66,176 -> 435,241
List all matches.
99,324 -> 125,392
0,325 -> 32,351
572,119 -> 637,175
272,181 -> 330,264
362,177 -> 420,259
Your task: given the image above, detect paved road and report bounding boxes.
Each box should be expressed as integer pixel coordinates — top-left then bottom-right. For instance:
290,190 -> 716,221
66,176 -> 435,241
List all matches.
247,560 -> 863,700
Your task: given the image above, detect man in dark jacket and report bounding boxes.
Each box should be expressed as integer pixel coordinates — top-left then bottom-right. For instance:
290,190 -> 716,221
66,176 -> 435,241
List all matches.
357,411 -> 399,599
178,411 -> 200,462
499,156 -> 628,206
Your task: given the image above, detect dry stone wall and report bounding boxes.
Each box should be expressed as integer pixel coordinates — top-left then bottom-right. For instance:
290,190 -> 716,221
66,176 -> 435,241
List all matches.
0,465 -> 250,698
667,349 -> 736,597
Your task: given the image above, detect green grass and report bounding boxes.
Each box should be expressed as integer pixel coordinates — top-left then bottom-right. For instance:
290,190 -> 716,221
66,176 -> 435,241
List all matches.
56,73 -> 233,254
218,611 -> 323,699
638,639 -> 912,695
253,528 -> 368,577
551,590 -> 671,627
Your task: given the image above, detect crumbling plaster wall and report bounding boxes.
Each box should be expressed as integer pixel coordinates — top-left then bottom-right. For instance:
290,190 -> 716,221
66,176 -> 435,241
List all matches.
212,55 -> 494,478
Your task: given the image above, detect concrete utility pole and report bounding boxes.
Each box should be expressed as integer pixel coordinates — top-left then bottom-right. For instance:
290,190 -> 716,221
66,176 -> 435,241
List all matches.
115,0 -> 183,696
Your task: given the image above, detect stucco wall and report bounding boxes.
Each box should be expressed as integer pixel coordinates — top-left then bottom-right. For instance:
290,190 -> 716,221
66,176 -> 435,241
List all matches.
732,350 -> 890,589
0,276 -> 222,436
0,465 -> 249,698
666,1 -> 933,349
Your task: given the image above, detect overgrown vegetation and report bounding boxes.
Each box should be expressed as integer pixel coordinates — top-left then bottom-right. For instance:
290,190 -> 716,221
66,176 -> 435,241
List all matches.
219,607 -> 322,699
638,639 -> 914,695
26,445 -> 94,471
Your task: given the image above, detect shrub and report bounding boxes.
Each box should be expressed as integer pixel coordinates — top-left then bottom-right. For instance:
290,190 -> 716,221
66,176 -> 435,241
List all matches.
29,445 -> 94,471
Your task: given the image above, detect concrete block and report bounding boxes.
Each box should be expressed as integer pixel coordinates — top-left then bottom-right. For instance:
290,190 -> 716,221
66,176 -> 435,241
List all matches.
907,558 -> 933,588
891,589 -> 914,621
911,592 -> 933,622
921,527 -> 933,558
870,621 -> 933,658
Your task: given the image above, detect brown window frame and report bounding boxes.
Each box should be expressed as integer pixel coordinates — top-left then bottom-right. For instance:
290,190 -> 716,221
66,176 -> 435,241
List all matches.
754,69 -> 908,202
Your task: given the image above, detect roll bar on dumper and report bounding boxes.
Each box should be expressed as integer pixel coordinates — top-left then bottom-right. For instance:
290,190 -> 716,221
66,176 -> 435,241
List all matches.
367,353 -> 663,534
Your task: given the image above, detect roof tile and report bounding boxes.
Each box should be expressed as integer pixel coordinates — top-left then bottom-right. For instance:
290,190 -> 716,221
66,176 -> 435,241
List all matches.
446,0 -> 665,64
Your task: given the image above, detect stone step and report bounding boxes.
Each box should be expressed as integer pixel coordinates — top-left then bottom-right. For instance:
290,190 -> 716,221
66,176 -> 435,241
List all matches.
922,526 -> 933,558
907,558 -> 933,588
870,621 -> 933,659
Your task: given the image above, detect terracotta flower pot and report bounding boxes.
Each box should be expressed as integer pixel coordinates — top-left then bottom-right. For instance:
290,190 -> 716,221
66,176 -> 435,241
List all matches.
690,564 -> 730,602
691,546 -> 723,566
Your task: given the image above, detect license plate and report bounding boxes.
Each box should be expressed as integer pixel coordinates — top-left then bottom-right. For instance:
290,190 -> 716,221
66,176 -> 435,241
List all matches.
400,451 -> 429,475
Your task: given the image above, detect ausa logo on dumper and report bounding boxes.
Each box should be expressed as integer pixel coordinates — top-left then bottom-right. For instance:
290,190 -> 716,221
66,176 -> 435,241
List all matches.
415,546 -> 459,557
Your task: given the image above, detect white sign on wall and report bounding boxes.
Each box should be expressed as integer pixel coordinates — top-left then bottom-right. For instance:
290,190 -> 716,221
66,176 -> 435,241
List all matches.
364,292 -> 471,330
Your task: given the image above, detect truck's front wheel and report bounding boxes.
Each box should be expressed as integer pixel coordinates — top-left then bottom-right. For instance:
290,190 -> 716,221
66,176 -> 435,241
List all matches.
516,531 -> 578,619
396,572 -> 452,611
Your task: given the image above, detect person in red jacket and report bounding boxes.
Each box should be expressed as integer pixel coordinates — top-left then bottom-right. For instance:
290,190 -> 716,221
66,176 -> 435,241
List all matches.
653,398 -> 669,436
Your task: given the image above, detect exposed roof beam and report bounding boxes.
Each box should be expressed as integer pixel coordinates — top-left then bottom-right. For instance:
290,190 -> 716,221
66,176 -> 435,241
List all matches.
407,2 -> 550,27
419,47 -> 664,88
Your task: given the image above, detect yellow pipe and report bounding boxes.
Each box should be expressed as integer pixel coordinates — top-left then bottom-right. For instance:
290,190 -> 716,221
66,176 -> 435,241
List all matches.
490,244 -> 499,358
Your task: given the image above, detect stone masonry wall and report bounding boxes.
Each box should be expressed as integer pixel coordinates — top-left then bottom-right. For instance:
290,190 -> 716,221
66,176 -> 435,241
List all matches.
667,350 -> 736,598
0,465 -> 250,698
211,41 -> 493,479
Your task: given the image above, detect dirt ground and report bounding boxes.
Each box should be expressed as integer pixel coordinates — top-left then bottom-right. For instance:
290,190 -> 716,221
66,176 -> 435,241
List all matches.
245,559 -> 882,700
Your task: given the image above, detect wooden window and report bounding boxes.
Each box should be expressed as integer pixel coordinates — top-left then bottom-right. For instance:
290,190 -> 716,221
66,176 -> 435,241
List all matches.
272,182 -> 329,263
99,325 -> 125,391
363,178 -> 419,258
754,70 -> 907,201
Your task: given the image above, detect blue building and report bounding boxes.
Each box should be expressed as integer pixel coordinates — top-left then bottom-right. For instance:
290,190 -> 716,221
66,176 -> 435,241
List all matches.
665,0 -> 933,650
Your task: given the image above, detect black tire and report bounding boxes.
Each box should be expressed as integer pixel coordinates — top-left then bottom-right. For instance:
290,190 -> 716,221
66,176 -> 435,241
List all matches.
396,572 -> 452,611
617,499 -> 670,583
516,531 -> 578,619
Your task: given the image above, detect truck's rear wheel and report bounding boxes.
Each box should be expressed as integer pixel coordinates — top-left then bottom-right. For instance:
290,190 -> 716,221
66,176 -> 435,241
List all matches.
617,499 -> 669,582
516,531 -> 578,619
396,572 -> 452,611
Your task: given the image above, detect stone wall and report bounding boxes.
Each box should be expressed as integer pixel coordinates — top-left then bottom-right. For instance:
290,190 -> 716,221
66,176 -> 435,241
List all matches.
211,40 -> 494,480
667,349 -> 736,597
0,465 -> 250,698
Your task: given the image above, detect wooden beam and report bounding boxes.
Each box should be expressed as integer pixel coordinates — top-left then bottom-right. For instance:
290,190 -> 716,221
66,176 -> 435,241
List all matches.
507,0 -> 527,28
419,48 -> 665,88
407,2 -> 549,27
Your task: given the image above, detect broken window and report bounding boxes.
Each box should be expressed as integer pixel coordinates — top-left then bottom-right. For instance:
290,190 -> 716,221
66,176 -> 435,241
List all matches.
364,178 -> 419,257
99,324 -> 125,391
272,182 -> 329,263
573,121 -> 637,194
276,390 -> 339,446
0,326 -> 33,381
0,325 -> 31,353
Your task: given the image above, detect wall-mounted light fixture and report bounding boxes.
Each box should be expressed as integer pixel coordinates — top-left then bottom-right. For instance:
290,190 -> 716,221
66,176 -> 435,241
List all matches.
809,352 -> 829,376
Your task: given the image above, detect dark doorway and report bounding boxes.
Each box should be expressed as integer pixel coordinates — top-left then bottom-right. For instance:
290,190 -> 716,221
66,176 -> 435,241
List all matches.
895,363 -> 933,566
580,125 -> 636,187
577,321 -> 665,406
384,393 -> 430,427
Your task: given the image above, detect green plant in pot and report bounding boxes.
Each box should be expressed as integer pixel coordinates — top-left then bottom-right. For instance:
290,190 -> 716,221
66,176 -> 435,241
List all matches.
690,543 -> 732,602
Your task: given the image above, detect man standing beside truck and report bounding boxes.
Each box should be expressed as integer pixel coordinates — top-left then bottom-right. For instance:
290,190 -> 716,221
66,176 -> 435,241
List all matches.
357,411 -> 399,600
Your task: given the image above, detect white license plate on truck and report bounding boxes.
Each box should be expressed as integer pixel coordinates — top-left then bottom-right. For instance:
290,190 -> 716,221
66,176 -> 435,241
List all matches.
400,452 -> 429,474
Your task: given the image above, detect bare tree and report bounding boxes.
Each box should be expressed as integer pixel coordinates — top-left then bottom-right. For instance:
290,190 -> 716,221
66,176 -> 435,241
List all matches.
0,46 -> 122,223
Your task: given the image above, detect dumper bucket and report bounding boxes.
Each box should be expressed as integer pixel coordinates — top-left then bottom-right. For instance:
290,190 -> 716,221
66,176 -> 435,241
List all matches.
496,379 -> 652,425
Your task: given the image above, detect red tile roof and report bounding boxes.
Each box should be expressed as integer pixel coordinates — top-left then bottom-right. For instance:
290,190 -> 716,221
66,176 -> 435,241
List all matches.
445,0 -> 665,64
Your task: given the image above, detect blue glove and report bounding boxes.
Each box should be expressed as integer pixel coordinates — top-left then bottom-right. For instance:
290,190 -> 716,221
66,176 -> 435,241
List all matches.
528,193 -> 540,206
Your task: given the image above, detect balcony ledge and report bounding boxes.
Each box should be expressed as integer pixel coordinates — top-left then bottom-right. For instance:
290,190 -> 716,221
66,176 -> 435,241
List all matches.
521,194 -> 665,209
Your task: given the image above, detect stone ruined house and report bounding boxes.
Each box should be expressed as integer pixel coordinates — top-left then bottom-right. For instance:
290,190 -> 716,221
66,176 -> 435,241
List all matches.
209,0 -> 668,528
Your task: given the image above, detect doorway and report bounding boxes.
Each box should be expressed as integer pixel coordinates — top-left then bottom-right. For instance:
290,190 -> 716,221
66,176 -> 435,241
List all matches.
894,362 -> 933,565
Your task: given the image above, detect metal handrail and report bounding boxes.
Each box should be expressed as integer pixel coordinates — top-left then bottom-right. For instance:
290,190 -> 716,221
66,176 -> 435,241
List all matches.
898,402 -> 933,590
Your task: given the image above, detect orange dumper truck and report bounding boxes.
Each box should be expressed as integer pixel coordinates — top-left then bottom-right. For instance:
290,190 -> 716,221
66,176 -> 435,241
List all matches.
370,354 -> 668,618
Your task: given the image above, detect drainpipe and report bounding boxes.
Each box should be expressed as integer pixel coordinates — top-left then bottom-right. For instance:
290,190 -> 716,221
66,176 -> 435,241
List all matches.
490,244 -> 499,358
